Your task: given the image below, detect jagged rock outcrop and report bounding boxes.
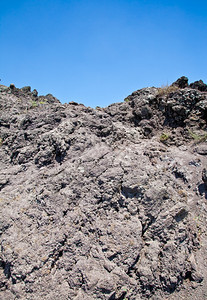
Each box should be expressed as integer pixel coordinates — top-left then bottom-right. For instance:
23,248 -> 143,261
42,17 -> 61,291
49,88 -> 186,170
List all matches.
189,80 -> 207,92
172,76 -> 189,89
0,78 -> 207,299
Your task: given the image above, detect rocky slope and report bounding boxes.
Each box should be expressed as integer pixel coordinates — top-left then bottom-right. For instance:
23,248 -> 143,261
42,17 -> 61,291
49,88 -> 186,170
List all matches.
0,77 -> 207,299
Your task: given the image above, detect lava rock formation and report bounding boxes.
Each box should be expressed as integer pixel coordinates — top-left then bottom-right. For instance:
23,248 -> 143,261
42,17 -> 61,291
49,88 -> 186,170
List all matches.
0,77 -> 207,299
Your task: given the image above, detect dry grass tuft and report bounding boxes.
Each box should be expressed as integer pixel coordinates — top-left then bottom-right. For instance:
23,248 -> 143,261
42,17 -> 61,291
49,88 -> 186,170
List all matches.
157,84 -> 179,97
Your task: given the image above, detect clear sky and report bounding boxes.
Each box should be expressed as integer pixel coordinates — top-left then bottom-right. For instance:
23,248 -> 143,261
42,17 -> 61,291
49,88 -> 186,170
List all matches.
1,0 -> 207,107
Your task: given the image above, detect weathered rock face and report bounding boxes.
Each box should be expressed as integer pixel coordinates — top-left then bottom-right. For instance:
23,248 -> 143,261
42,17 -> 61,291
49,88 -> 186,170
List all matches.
0,78 -> 207,299
189,80 -> 207,92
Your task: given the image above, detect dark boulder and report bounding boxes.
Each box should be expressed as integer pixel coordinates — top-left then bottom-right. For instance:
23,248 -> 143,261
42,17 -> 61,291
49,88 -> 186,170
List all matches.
172,76 -> 189,88
9,83 -> 15,89
32,89 -> 38,97
190,80 -> 207,92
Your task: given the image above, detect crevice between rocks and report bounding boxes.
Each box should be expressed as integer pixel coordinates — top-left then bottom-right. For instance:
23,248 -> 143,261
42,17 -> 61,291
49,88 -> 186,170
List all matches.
0,259 -> 17,284
127,253 -> 140,277
141,215 -> 156,237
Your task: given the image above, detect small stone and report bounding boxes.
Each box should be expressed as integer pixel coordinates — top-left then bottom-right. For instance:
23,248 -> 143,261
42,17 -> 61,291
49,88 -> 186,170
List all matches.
69,101 -> 79,105
202,168 -> 207,186
191,271 -> 204,283
32,89 -> 38,97
195,145 -> 207,155
10,83 -> 15,89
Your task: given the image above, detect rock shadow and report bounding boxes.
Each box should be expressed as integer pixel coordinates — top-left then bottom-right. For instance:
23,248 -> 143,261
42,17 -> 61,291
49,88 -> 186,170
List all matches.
198,183 -> 207,200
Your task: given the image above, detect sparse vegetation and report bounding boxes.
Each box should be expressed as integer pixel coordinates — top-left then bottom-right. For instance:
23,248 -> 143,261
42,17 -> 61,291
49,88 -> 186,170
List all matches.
0,138 -> 3,146
188,129 -> 207,143
157,84 -> 179,97
124,97 -> 130,102
31,101 -> 38,108
160,133 -> 170,143
39,98 -> 48,104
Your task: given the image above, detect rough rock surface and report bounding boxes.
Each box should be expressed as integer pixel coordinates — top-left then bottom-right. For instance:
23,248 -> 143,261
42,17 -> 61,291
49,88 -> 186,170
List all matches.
0,78 -> 207,299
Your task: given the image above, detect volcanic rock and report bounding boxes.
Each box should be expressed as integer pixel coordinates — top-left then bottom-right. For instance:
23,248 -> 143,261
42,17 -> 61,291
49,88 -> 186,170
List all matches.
172,76 -> 189,88
190,80 -> 207,92
0,78 -> 207,299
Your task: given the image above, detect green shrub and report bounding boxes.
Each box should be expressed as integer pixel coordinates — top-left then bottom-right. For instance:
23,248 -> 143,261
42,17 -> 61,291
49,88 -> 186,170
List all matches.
160,133 -> 170,143
31,101 -> 38,108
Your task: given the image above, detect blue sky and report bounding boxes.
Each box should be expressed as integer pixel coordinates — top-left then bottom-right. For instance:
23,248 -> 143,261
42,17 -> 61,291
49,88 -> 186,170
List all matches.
1,0 -> 207,107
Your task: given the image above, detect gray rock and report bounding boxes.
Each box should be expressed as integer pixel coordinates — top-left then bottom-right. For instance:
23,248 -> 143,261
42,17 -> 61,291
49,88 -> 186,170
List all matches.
0,78 -> 207,299
32,89 -> 38,97
195,144 -> 207,155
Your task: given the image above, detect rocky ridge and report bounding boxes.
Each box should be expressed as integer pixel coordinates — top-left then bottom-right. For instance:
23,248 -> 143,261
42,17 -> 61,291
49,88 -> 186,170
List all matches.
0,77 -> 207,299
